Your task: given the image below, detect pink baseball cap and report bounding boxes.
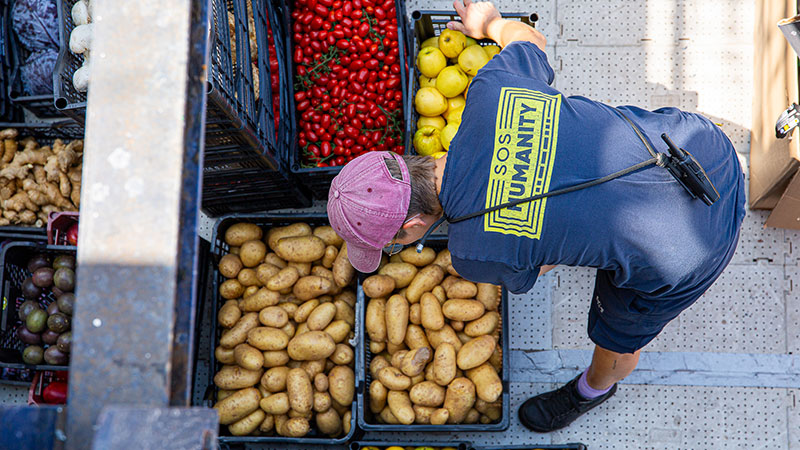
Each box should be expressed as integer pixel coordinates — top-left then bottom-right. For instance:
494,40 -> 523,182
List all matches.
327,152 -> 411,273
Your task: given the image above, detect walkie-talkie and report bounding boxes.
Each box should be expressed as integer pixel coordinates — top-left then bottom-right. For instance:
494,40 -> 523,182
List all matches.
660,133 -> 720,206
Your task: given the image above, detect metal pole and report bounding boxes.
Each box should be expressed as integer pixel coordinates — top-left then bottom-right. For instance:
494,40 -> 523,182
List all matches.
66,0 -> 209,448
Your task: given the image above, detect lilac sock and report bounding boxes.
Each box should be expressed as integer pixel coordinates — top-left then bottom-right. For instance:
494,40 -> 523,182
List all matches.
576,370 -> 612,400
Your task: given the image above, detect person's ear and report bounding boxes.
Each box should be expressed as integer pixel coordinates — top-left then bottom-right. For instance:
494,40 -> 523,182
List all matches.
401,216 -> 427,230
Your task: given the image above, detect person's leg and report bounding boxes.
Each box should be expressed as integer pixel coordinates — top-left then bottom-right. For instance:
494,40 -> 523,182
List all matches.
585,345 -> 640,390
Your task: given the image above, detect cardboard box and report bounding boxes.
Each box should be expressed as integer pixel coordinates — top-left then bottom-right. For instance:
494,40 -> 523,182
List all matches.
751,0 -> 800,229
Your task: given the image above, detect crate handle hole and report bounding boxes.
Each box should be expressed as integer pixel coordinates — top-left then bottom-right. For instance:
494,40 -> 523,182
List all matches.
54,98 -> 68,110
411,10 -> 422,21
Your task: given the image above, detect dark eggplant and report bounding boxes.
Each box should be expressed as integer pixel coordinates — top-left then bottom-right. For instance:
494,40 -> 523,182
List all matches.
46,301 -> 60,316
42,329 -> 59,345
16,325 -> 41,345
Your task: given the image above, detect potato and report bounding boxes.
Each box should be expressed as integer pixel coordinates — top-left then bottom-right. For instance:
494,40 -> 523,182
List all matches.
236,268 -> 260,287
240,240 -> 267,268
234,343 -> 265,371
240,287 -> 281,312
426,324 -> 462,351
324,320 -> 351,343
447,265 -> 460,277
444,377 -> 476,423
332,243 -> 355,287
300,359 -> 326,379
314,391 -> 332,413
307,302 -> 337,331
420,293 -> 445,331
220,313 -> 259,348
457,335 -> 496,370
258,306 -> 289,328
215,345 -> 235,364
225,223 -> 263,247
219,254 -> 244,279
404,324 -> 430,350
385,294 -> 409,345
370,341 -> 386,353
286,368 -> 312,414
399,246 -> 436,267
413,405 -> 435,424
406,264 -> 445,303
369,380 -> 388,413
259,414 -> 275,433
217,389 -> 235,402
476,283 -> 500,311
311,266 -> 336,287
387,390 -> 415,424
432,285 -> 446,303
282,417 -> 311,437
465,311 -> 500,337
321,245 -> 339,268
390,350 -> 409,369
287,330 -> 336,360
220,279 -> 245,300
452,321 -> 465,332
466,363 -> 503,402
247,327 -> 289,351
328,365 -> 355,406
314,372 -> 329,392
342,410 -> 352,435
230,247 -> 240,255
288,261 -> 312,277
330,343 -> 354,365
430,408 -> 449,425
218,300 -> 241,328
363,274 -> 396,298
377,366 -> 411,390
379,406 -> 400,424
335,290 -> 356,309
410,381 -> 446,407
274,414 -> 289,435
365,298 -> 387,343
214,365 -> 263,390
432,249 -> 452,269
279,302 -> 299,319
266,267 -> 299,291
464,408 -> 481,424
293,276 -> 333,301
293,299 -> 320,324
442,299 -> 485,321
401,347 -> 432,377
445,280 -> 478,299
214,387 -> 260,425
243,285 -> 259,298
309,225 -> 340,246
333,300 -> 355,327
378,262 -> 418,288
260,366 -> 289,392
440,275 -> 459,292
275,236 -> 326,263
267,222 -> 312,251
229,408 -> 266,436
265,253 -> 288,268
315,407 -> 342,436
411,372 -> 425,386
386,341 -> 407,355
295,322 -> 310,336
433,343 -> 457,386
252,262 -> 278,285
370,355 -> 390,379
263,350 -> 290,368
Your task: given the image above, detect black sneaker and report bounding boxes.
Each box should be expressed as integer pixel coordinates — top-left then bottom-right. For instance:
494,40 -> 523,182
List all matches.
518,374 -> 617,432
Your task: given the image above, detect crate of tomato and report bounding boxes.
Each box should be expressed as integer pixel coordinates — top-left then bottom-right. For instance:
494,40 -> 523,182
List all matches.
285,0 -> 410,199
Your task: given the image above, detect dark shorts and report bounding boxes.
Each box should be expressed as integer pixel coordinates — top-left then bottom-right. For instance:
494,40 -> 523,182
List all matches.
587,228 -> 741,354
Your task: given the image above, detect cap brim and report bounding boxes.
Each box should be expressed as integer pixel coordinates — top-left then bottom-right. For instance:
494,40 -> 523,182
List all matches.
346,243 -> 383,273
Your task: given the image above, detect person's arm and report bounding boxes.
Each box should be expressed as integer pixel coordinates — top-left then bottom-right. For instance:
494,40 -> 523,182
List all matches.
447,0 -> 546,51
539,265 -> 557,276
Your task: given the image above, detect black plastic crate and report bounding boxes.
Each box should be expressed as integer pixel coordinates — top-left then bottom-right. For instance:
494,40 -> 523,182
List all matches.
0,0 -> 21,122
3,0 -> 62,119
285,0 -> 412,199
356,234 -> 511,432
470,445 -> 587,450
195,212 -> 358,444
404,10 -> 538,155
351,441 -> 470,450
0,242 -> 76,371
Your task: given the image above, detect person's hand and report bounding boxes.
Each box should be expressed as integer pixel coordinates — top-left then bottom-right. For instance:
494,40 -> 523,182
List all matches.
447,0 -> 502,40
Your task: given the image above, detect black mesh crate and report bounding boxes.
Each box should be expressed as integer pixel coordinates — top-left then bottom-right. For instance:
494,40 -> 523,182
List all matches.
285,0 -> 412,199
3,0 -> 62,119
0,242 -> 76,371
356,234 -> 511,432
404,10 -> 538,155
193,212 -> 357,444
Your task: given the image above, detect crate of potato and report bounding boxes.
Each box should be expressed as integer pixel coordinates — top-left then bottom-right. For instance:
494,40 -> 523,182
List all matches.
208,214 -> 358,443
357,235 -> 509,431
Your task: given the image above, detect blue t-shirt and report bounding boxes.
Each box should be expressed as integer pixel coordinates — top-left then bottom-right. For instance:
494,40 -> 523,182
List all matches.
440,41 -> 746,300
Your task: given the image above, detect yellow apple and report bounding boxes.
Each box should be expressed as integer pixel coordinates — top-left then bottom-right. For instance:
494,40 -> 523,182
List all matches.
417,47 -> 446,78
438,29 -> 467,58
446,95 -> 465,113
458,44 -> 490,76
435,66 -> 468,97
431,151 -> 448,159
444,106 -> 464,124
484,44 -> 501,58
465,36 -> 477,47
414,126 -> 443,156
421,36 -> 439,48
419,74 -> 436,88
415,87 -> 448,117
440,122 -> 459,150
418,115 -> 446,130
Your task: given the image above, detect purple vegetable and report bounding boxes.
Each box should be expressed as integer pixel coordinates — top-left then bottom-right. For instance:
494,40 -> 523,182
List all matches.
20,49 -> 56,95
12,0 -> 59,51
